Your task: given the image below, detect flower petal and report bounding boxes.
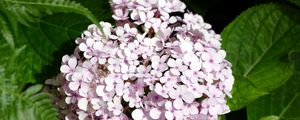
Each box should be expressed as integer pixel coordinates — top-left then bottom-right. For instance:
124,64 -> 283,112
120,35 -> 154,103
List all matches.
182,91 -> 195,103
150,108 -> 161,119
68,82 -> 80,91
78,98 -> 88,111
173,98 -> 184,109
132,109 -> 144,120
60,65 -> 70,73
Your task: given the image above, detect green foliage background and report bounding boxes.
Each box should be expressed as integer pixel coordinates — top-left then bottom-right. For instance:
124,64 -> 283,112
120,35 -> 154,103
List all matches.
0,0 -> 299,120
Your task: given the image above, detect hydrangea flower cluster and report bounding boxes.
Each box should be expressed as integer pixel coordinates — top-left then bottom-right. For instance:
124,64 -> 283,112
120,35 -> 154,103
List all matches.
59,0 -> 234,119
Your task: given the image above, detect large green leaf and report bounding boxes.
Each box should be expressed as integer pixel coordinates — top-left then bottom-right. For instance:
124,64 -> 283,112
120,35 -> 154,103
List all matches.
0,0 -> 113,119
288,0 -> 300,7
247,52 -> 300,120
0,83 -> 58,120
0,0 -> 99,27
221,4 -> 300,110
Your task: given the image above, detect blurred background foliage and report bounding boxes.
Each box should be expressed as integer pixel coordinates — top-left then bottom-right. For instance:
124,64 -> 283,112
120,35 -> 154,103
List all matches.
0,0 -> 299,119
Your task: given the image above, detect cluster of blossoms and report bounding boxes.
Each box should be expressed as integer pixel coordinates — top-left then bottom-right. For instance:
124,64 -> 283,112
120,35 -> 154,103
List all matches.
59,0 -> 234,119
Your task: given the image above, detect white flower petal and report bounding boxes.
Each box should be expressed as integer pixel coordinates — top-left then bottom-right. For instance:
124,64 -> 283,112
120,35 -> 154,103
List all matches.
98,58 -> 106,64
86,38 -> 94,46
201,52 -> 210,61
180,41 -> 193,52
182,91 -> 195,103
167,59 -> 176,67
132,109 -> 144,120
93,42 -> 103,50
190,61 -> 201,71
68,82 -> 80,91
96,85 -> 105,96
203,62 -> 212,72
190,106 -> 199,115
173,98 -> 184,109
78,98 -> 88,111
78,111 -> 88,120
79,43 -> 87,51
60,65 -> 70,73
150,108 -> 161,119
165,111 -> 174,120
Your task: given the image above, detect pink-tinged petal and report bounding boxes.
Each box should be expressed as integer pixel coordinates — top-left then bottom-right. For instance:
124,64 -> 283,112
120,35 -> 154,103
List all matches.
190,105 -> 199,115
182,91 -> 195,103
80,83 -> 89,93
83,30 -> 91,36
122,74 -> 129,80
78,111 -> 88,120
151,55 -> 160,62
79,43 -> 88,51
116,27 -> 125,36
139,11 -> 146,22
179,65 -> 188,72
106,84 -> 114,92
173,98 -> 184,109
200,108 -> 208,115
110,35 -> 118,39
180,41 -> 193,52
112,0 -> 122,4
160,55 -> 169,62
184,70 -> 193,78
165,101 -> 173,110
174,110 -> 184,119
65,73 -> 72,81
168,88 -> 178,99
62,55 -> 70,63
165,111 -> 174,120
167,59 -> 176,67
132,109 -> 144,120
86,38 -> 94,47
120,64 -> 128,73
98,58 -> 106,64
60,65 -> 71,73
170,69 -> 180,76
113,109 -> 122,115
213,64 -> 221,71
114,9 -> 123,16
194,42 -> 204,51
96,85 -> 105,96
93,42 -> 103,50
202,62 -> 212,72
68,58 -> 77,69
190,62 -> 201,71
169,16 -> 177,24
131,53 -> 138,60
124,48 -> 131,57
154,83 -> 162,93
83,52 -> 92,59
68,82 -> 80,91
65,97 -> 71,104
183,53 -> 198,65
150,108 -> 161,119
78,98 -> 88,111
209,105 -> 221,115
201,52 -> 210,61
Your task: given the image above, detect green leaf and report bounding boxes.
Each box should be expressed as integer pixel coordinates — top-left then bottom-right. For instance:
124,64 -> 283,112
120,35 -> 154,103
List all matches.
221,4 -> 300,110
259,115 -> 280,120
24,84 -> 43,97
1,0 -> 99,26
0,0 -> 113,119
288,0 -> 300,7
247,52 -> 300,120
0,85 -> 58,120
